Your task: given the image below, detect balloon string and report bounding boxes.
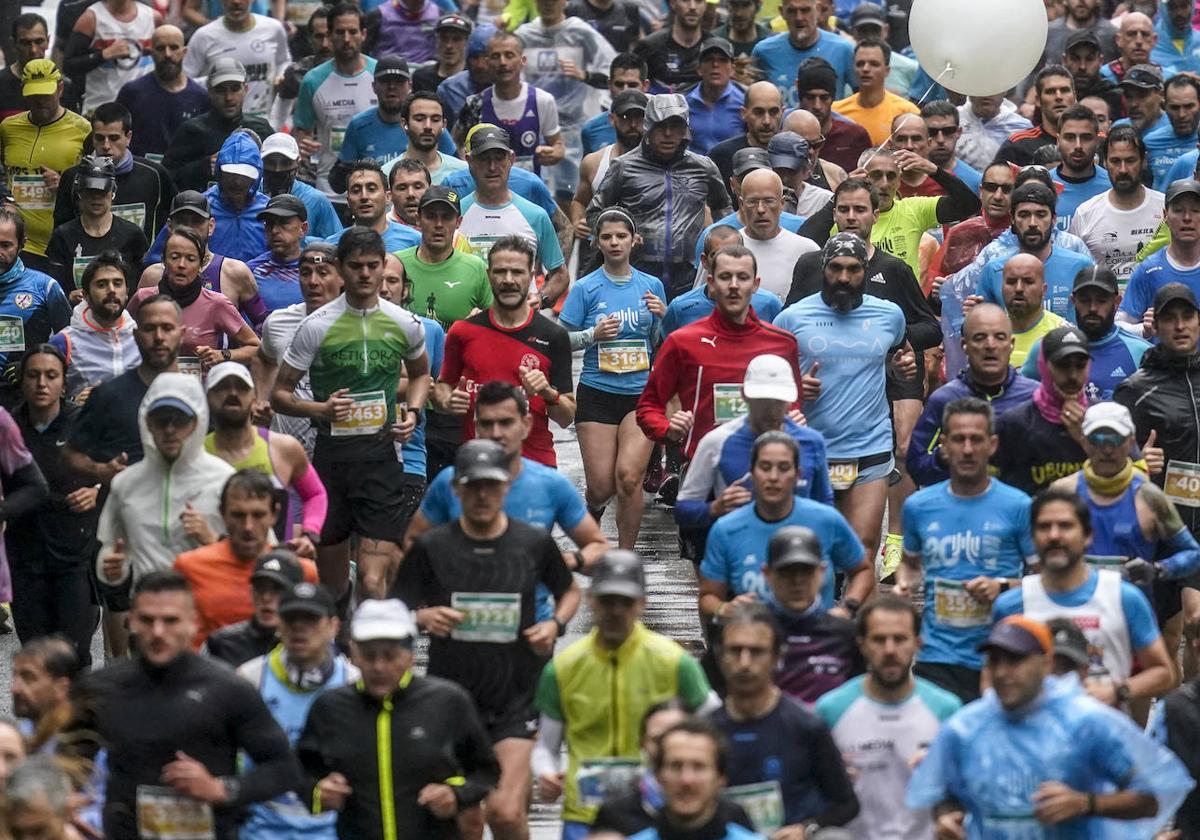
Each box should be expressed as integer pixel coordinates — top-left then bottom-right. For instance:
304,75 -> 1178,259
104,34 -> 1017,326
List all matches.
860,62 -> 957,169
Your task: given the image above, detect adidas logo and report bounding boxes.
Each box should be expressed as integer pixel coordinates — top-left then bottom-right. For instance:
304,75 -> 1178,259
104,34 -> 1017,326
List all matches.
524,110 -> 536,118
869,273 -> 886,284
1110,366 -> 1126,377
597,301 -> 608,309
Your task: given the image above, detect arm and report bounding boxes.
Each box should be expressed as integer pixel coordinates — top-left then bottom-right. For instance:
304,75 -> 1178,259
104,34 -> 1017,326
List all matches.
283,440 -> 327,542
905,398 -> 948,487
564,515 -> 608,573
270,363 -> 339,421
552,206 -> 574,274
224,261 -> 268,328
228,685 -> 303,806
837,560 -> 875,615
697,576 -> 733,620
571,154 -> 598,239
931,167 -> 982,225
402,352 -> 432,429
0,461 -> 49,523
1139,482 -> 1200,580
705,162 -> 733,221
541,265 -> 571,309
224,324 -> 262,364
1125,637 -> 1174,704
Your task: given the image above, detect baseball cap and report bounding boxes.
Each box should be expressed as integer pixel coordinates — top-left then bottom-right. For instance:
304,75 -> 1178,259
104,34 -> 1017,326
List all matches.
22,59 -> 61,97
279,581 -> 337,619
418,184 -> 461,215
1166,178 -> 1200,206
454,439 -> 510,484
1063,29 -> 1102,53
796,57 -> 837,95
590,550 -> 646,599
220,158 -> 260,181
978,616 -> 1052,657
644,93 -> 689,129
1011,181 -> 1057,212
205,361 -> 255,392
1120,63 -> 1164,90
1050,621 -> 1090,668
251,549 -> 306,588
468,23 -> 497,58
767,526 -> 823,569
375,55 -> 411,80
208,56 -> 247,88
767,131 -> 812,171
145,395 -> 196,418
469,124 -> 513,155
1041,325 -> 1091,365
1081,401 -> 1135,438
436,12 -> 472,34
732,147 -> 772,178
351,598 -> 418,643
262,132 -> 301,162
1153,282 -> 1199,316
170,190 -> 211,220
76,155 -> 116,193
611,89 -> 649,117
1072,265 -> 1118,296
849,2 -> 887,29
257,193 -> 308,222
822,231 -> 868,267
699,37 -> 735,61
742,355 -> 798,402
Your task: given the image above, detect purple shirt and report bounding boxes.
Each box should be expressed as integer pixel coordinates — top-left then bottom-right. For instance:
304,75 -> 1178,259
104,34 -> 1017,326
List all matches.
116,74 -> 211,159
0,408 -> 33,600
374,0 -> 440,63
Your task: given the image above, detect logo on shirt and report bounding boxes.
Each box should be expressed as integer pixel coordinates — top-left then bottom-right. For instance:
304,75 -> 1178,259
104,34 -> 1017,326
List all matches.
1110,366 -> 1126,378
521,130 -> 537,148
869,273 -> 886,284
520,353 -> 541,370
13,293 -> 31,310
700,336 -> 717,348
444,281 -> 461,288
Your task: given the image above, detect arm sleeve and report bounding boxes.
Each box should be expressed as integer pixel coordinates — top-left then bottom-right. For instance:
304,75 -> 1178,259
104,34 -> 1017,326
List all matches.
537,90 -> 561,138
181,31 -> 207,80
1121,582 -> 1162,650
905,724 -> 959,809
558,284 -> 587,332
292,75 -> 319,132
281,317 -> 321,371
634,338 -> 679,444
45,230 -> 72,292
296,700 -> 332,809
292,461 -> 327,536
705,163 -> 733,221
552,474 -> 587,531
976,261 -> 1003,306
531,716 -> 563,777
219,296 -> 254,342
63,30 -> 105,76
417,474 -> 451,524
162,124 -> 216,194
931,167 -> 982,225
677,654 -> 712,708
901,499 -> 921,555
228,681 -> 303,806
392,537 -> 431,604
809,719 -> 860,827
53,169 -> 75,230
1157,526 -> 1200,581
698,525 -> 729,585
548,330 -> 574,395
0,460 -> 49,522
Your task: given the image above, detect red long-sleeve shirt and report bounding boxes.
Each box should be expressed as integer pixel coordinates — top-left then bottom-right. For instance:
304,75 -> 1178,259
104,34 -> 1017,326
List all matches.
636,309 -> 802,460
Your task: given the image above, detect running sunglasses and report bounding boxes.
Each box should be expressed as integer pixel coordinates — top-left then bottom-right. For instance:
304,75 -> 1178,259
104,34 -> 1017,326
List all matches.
1086,431 -> 1128,448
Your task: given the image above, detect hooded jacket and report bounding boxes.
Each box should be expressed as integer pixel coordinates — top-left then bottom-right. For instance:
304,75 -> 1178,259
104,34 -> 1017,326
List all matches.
50,301 -> 141,398
162,105 -> 275,194
95,373 -> 235,586
1151,0 -> 1199,77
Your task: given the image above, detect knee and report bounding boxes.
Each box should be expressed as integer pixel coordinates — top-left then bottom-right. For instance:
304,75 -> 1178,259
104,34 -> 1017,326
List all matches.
486,796 -> 527,836
615,468 -> 643,497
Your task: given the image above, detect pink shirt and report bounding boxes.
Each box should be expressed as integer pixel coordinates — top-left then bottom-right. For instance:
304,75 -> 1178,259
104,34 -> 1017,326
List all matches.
129,287 -> 246,356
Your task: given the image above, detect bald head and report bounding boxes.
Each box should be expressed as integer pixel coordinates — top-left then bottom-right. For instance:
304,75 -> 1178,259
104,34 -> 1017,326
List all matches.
1116,12 -> 1156,65
151,25 -> 186,80
152,24 -> 184,46
1002,254 -> 1046,321
703,224 -> 743,262
741,168 -> 783,198
961,303 -> 1014,384
746,81 -> 783,110
963,302 -> 1011,335
743,82 -> 784,146
741,170 -> 784,240
784,108 -> 821,139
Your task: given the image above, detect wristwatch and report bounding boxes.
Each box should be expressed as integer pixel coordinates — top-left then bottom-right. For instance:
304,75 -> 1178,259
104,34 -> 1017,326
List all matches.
841,597 -> 862,618
1115,682 -> 1131,705
554,617 -> 568,637
221,349 -> 232,362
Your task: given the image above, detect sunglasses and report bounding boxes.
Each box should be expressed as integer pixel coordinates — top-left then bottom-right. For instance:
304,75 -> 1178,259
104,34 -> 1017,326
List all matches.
928,126 -> 958,138
1086,431 -> 1128,448
981,181 -> 1014,194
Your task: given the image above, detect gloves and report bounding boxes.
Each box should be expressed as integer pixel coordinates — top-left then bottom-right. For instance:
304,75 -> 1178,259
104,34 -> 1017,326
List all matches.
1123,557 -> 1162,585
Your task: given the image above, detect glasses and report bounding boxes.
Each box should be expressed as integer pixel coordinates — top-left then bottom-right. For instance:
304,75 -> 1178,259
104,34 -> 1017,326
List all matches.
1086,431 -> 1128,448
809,134 -> 826,149
928,126 -> 958,138
981,181 -> 1014,194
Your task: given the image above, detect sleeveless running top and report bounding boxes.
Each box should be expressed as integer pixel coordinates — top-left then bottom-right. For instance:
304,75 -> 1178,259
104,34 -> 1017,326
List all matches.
591,144 -> 614,192
1077,472 -> 1157,566
482,85 -> 541,174
200,253 -> 226,294
205,428 -> 295,539
84,1 -> 155,113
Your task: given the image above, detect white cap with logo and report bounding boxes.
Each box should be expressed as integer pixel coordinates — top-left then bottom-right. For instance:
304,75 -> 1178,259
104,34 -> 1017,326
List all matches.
205,361 -> 254,393
1081,402 -> 1135,438
742,354 -> 798,403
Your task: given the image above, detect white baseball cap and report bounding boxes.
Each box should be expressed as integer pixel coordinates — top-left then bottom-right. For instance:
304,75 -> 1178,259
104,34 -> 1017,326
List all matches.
220,161 -> 260,180
205,361 -> 254,392
1082,402 -> 1135,439
351,599 -> 418,643
742,354 -> 797,403
261,133 -> 300,162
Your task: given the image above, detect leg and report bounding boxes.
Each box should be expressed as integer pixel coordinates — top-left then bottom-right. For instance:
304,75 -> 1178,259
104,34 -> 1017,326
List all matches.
356,538 -> 400,601
614,412 -> 655,549
1183,587 -> 1200,681
486,737 -> 534,840
53,565 -> 99,669
837,477 -> 889,562
9,566 -> 51,644
576,421 -> 620,512
317,541 -> 352,600
885,399 -> 923,577
103,609 -> 129,659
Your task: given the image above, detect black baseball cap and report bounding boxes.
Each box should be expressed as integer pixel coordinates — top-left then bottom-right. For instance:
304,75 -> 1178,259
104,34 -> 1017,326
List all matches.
1153,282 -> 1199,317
169,189 -> 211,220
436,13 -> 472,34
279,581 -> 336,619
1063,29 -> 1102,53
469,124 -> 513,155
591,550 -> 646,599
257,193 -> 307,222
1042,325 -> 1091,364
1050,621 -> 1090,668
454,439 -> 510,484
1011,181 -> 1057,213
1072,265 -> 1118,296
732,147 -> 772,178
1166,178 -> 1200,206
375,55 -> 411,80
1121,63 -> 1164,90
767,526 -> 823,569
418,184 -> 461,215
849,2 -> 886,29
699,37 -> 735,61
251,549 -> 306,589
611,89 -> 649,117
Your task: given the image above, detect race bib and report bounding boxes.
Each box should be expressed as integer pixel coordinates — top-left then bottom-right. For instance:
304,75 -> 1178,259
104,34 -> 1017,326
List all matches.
1165,460 -> 1200,508
932,578 -> 991,627
1086,555 -> 1126,569
177,356 -> 203,379
597,339 -> 648,374
979,813 -> 1042,839
827,460 -> 859,491
11,174 -> 52,209
0,316 -> 25,353
72,256 -> 92,289
576,758 -> 640,807
286,0 -> 322,22
450,592 -> 521,643
330,126 -> 347,154
725,781 -> 784,834
145,153 -> 164,164
330,390 -> 387,437
113,201 -> 147,231
136,785 -> 215,840
712,383 -> 747,424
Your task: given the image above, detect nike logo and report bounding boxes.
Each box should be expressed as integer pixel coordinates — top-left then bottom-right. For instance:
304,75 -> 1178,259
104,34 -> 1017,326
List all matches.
700,336 -> 717,348
55,440 -> 66,447
444,281 -> 461,288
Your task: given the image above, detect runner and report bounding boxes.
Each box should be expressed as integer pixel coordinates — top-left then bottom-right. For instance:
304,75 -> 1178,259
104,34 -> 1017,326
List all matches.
992,253 -> 1069,368
832,39 -> 918,145
559,208 -> 665,546
326,160 -> 421,253
201,552 -> 307,668
1120,179 -> 1200,335
751,0 -> 853,108
63,0 -> 158,115
995,65 -> 1077,166
731,169 -> 819,300
896,398 -> 1037,703
1050,104 -> 1113,231
632,0 -> 706,91
1144,74 -> 1200,190
246,194 -> 307,314
394,438 -> 581,840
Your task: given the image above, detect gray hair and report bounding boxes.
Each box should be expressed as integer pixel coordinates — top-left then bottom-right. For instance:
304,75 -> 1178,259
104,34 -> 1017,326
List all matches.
6,756 -> 73,814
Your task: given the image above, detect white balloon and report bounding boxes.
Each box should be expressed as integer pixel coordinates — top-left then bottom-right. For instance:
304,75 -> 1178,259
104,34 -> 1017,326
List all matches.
908,0 -> 1048,97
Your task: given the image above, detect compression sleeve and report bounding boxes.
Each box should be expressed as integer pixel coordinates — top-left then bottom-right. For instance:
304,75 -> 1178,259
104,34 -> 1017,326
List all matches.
63,31 -> 106,76
241,293 -> 269,330
931,167 -> 982,225
530,716 -> 563,778
292,462 -> 328,537
1158,528 -> 1200,581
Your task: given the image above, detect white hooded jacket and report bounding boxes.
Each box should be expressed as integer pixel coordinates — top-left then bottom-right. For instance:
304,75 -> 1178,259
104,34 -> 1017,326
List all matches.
95,373 -> 235,586
55,300 -> 141,397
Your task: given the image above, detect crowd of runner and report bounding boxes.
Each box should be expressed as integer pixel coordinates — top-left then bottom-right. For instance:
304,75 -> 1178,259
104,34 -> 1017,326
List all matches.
3,0 -> 1200,837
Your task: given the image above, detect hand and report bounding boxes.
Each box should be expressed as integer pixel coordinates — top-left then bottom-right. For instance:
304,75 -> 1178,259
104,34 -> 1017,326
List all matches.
1143,307 -> 1155,339
558,57 -> 585,80
523,619 -> 559,656
768,826 -> 807,840
251,400 -> 274,426
892,149 -> 937,176
1061,397 -> 1086,445
446,377 -> 473,415
934,810 -> 966,840
1142,429 -> 1163,477
297,136 -> 322,157
97,452 -> 128,484
287,534 -> 317,559
323,388 -> 355,423
65,485 -> 99,513
801,361 -> 822,401
892,567 -> 914,599
643,292 -> 666,318
535,145 -> 560,166
573,216 -> 591,239
786,408 -> 806,425
710,482 -> 752,517
519,365 -> 551,398
160,752 -> 227,804
929,275 -> 946,300
537,771 -> 564,801
316,772 -> 352,812
1032,781 -> 1089,825
963,576 -> 1002,605
194,345 -> 223,370
593,315 -> 621,342
718,593 -> 759,618
102,538 -> 126,582
893,343 -> 918,379
418,606 -> 464,637
40,167 -> 60,191
1124,557 -> 1161,585
392,408 -> 417,443
101,40 -> 132,61
180,503 -> 216,545
417,783 -> 459,819
961,294 -> 983,315
665,409 -> 694,443
69,289 -> 84,305
74,385 -> 94,406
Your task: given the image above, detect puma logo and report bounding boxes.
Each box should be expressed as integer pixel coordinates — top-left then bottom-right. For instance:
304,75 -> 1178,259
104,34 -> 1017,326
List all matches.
700,336 -> 717,348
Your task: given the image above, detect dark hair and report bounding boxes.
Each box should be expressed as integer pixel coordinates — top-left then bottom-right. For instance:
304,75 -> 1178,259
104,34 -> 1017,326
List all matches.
703,224 -> 742,258
326,1 -> 366,28
308,3 -> 333,29
856,593 -> 920,638
133,569 -> 194,600
220,469 -> 279,511
92,102 -> 132,133
474,380 -> 529,416
942,396 -> 995,436
389,157 -> 431,189
13,13 -> 48,40
346,159 -> 387,191
1166,72 -> 1200,100
652,717 -> 730,776
854,37 -> 891,64
835,176 -> 880,211
488,30 -> 523,52
401,90 -> 446,119
720,602 -> 784,654
611,52 -> 648,79
1058,103 -> 1099,133
487,234 -> 537,271
751,429 -> 799,468
165,227 -> 207,261
983,160 -> 1014,181
19,343 -> 66,381
13,636 -> 79,682
1102,124 -> 1146,161
335,226 -> 387,262
135,294 -> 182,322
1035,64 -> 1074,95
80,251 -> 133,292
1031,487 -> 1093,535
0,207 -> 26,245
710,243 -> 757,277
639,697 -> 693,742
920,99 -> 959,124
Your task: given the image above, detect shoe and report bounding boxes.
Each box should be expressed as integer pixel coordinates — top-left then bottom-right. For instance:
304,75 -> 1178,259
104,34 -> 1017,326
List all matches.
880,534 -> 903,580
0,604 -> 13,635
643,459 -> 665,494
657,473 -> 680,507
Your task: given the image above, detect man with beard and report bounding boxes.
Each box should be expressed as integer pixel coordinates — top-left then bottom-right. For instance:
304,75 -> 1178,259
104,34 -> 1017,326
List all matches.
997,66 -> 1077,166
977,182 -> 1095,322
993,487 -> 1174,711
1062,30 -> 1123,121
327,161 -> 420,253
1069,125 -> 1164,284
1144,74 -> 1200,190
385,92 -> 467,186
796,59 -> 871,175
274,7 -> 335,136
1023,268 -> 1151,401
1101,12 -> 1158,86
1051,105 -> 1113,232
580,53 -> 649,155
919,101 -> 983,194
997,255 -> 1068,369
113,25 -> 208,161
1118,64 -> 1168,136
816,596 -> 961,838
1120,179 -> 1200,335
572,89 -> 646,249
633,0 -> 707,91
